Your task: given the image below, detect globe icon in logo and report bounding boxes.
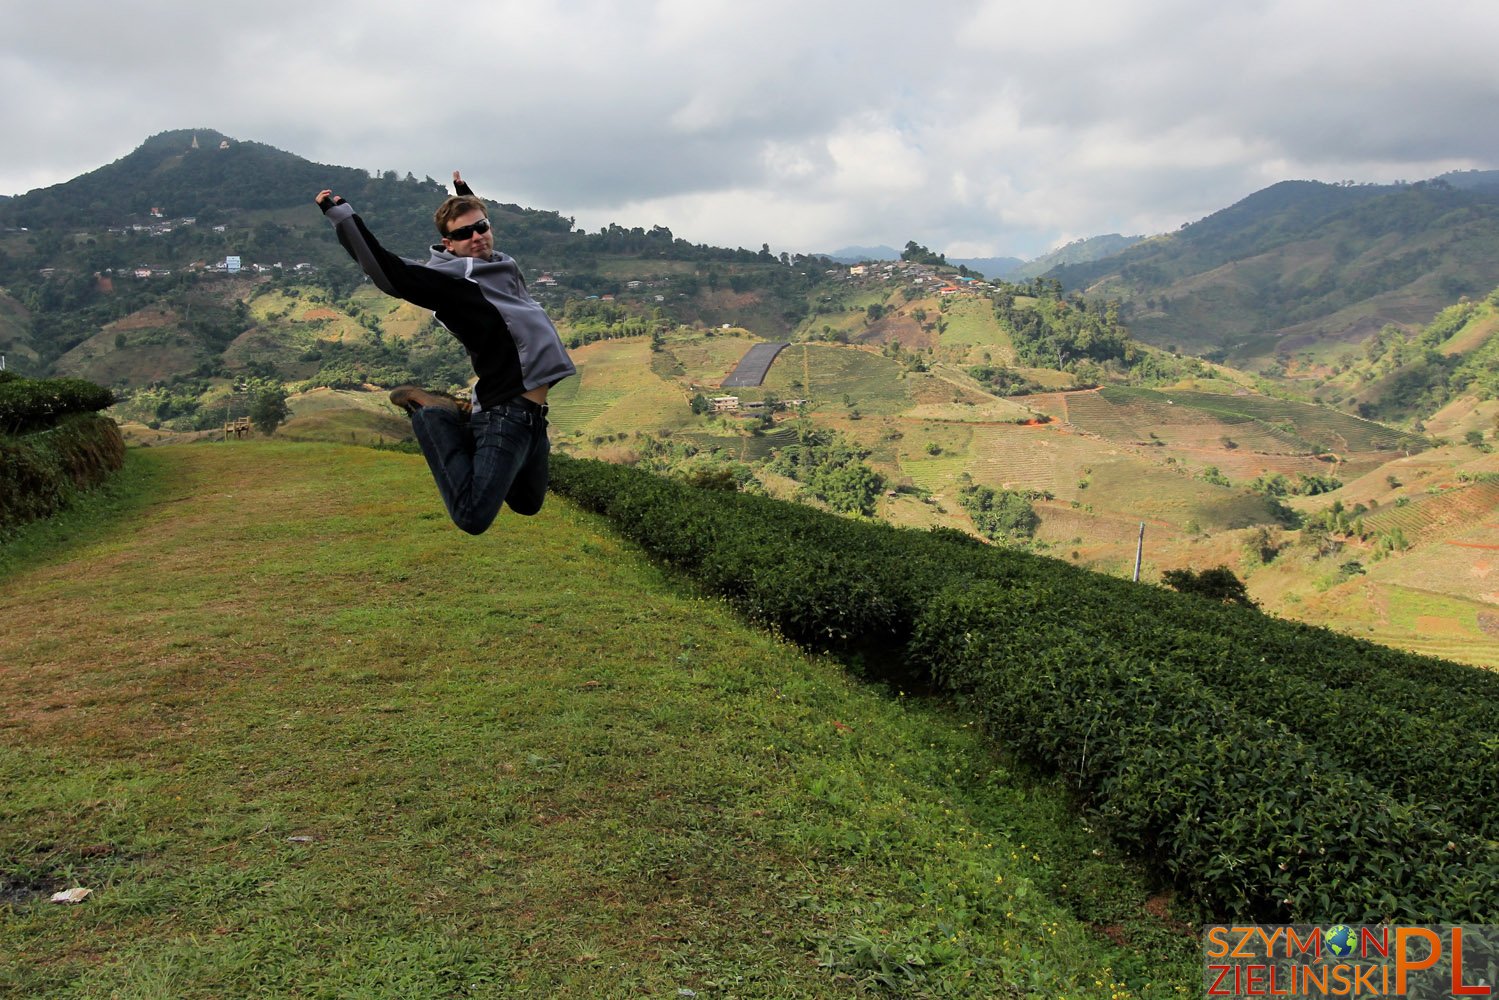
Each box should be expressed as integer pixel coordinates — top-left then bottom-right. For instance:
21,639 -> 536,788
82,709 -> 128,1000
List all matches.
1325,924 -> 1356,959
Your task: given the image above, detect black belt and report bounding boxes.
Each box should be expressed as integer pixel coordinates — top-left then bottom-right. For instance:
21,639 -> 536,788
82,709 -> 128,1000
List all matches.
501,396 -> 548,417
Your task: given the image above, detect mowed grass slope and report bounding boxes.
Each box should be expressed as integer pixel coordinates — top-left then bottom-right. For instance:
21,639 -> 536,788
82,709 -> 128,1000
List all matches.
0,443 -> 1198,998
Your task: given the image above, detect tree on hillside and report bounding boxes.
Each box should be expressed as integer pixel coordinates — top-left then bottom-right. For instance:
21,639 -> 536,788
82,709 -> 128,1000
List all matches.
957,483 -> 1039,544
900,241 -> 948,267
1160,566 -> 1256,608
249,387 -> 290,435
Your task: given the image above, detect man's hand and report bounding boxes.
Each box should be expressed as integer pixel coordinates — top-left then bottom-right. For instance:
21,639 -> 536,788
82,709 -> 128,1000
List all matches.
315,189 -> 344,211
452,170 -> 473,196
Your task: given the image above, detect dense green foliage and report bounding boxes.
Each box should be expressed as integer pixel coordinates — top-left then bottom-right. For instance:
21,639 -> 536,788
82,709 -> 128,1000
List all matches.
0,412 -> 124,532
764,428 -> 886,516
913,584 -> 1496,923
0,372 -> 115,433
549,455 -> 1499,924
248,385 -> 290,434
996,281 -> 1132,369
1349,293 -> 1499,422
957,483 -> 1040,543
0,373 -> 124,530
1158,565 -> 1254,606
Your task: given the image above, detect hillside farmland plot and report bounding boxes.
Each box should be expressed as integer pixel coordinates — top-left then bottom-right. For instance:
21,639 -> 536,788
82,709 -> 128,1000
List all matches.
544,339 -> 654,436
1125,388 -> 1416,454
1440,312 -> 1499,356
1033,503 -> 1180,547
1362,480 -> 1499,546
1184,448 -> 1345,483
1074,389 -> 1318,452
1360,584 -> 1499,669
666,333 -> 765,385
937,296 -> 1015,355
1087,459 -> 1278,530
760,344 -> 913,414
952,424 -> 1103,500
276,405 -> 413,446
1366,522 -> 1499,608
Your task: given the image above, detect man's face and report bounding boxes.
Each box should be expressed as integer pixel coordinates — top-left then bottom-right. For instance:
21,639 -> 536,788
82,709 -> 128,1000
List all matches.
441,208 -> 493,259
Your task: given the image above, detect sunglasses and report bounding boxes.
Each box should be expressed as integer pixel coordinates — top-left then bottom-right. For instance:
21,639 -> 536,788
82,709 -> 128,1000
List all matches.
445,218 -> 491,241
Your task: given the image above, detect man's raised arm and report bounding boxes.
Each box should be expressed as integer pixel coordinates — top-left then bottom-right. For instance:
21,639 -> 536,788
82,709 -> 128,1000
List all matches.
313,188 -> 450,309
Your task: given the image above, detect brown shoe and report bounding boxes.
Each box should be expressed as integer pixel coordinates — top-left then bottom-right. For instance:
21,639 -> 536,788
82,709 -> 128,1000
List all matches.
389,385 -> 462,416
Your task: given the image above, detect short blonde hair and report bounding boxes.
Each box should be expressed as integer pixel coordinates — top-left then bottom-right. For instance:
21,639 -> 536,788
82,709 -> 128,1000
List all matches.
435,195 -> 488,237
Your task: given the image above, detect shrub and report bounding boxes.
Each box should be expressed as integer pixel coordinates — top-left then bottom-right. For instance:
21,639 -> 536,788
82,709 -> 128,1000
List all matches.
1,413 -> 125,532
549,455 -> 1499,923
0,375 -> 116,434
1160,565 -> 1255,607
910,583 -> 1499,922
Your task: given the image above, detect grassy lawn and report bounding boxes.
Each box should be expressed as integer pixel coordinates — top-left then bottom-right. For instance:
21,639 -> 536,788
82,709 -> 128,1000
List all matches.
1,443 -> 1199,998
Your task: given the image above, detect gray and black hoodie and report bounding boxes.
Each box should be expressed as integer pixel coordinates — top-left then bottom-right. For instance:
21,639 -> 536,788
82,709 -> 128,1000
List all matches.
319,198 -> 575,411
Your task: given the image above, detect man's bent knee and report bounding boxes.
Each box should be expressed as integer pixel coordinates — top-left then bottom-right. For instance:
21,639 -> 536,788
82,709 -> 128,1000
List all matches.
506,495 -> 546,517
452,510 -> 500,535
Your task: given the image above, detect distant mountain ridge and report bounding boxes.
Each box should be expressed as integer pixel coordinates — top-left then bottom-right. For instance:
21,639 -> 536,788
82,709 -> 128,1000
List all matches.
1436,169 -> 1499,191
947,256 -> 1026,280
1013,234 -> 1145,281
826,236 -> 1145,282
1049,177 -> 1499,363
824,245 -> 900,264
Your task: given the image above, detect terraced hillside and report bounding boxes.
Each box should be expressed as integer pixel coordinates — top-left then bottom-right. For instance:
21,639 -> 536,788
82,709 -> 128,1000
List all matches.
1361,480 -> 1499,546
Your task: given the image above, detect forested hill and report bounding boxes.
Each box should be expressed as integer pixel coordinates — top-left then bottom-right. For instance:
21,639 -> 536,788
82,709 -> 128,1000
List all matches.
0,129 -> 840,372
0,128 -> 572,265
1049,178 -> 1499,364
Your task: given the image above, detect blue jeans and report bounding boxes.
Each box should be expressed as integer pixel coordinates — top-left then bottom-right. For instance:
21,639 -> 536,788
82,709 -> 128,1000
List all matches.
408,403 -> 551,535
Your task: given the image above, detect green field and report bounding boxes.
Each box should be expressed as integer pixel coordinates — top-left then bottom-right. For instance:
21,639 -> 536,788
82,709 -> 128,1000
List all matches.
937,296 -> 1014,356
0,444 -> 1200,997
761,344 -> 912,415
1092,387 -> 1418,454
277,391 -> 413,446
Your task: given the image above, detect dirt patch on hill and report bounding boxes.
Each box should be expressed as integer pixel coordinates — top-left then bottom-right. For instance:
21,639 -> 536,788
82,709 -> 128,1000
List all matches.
107,307 -> 179,332
1479,613 -> 1499,638
301,307 -> 341,322
856,316 -> 936,351
700,290 -> 763,312
908,376 -> 988,406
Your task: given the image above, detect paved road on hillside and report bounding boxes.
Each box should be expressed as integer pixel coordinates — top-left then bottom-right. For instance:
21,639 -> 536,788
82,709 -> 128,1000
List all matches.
721,342 -> 791,388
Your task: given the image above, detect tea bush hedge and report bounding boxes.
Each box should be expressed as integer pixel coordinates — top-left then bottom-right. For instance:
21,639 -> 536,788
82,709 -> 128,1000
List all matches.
548,455 -> 1499,922
0,375 -> 125,532
910,583 -> 1498,922
0,374 -> 116,434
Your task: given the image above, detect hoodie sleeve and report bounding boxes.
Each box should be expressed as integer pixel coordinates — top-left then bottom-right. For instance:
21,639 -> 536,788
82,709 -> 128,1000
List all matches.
321,201 -> 455,310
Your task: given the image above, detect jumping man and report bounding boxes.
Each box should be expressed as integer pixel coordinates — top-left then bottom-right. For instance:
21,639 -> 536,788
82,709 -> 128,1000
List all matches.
314,175 -> 575,534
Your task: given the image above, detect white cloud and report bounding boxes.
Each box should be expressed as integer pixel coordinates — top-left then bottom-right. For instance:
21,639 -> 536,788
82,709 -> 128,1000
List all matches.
1,0 -> 1496,259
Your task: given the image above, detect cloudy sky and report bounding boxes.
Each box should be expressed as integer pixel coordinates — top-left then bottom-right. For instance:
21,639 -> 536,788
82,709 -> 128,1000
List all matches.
3,0 -> 1496,259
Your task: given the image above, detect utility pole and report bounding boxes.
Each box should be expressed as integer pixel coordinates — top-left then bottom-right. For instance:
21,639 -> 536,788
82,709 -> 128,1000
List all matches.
1133,522 -> 1145,582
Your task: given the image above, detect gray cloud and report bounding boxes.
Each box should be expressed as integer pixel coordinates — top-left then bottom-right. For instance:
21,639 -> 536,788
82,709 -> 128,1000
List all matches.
2,0 -> 1495,259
